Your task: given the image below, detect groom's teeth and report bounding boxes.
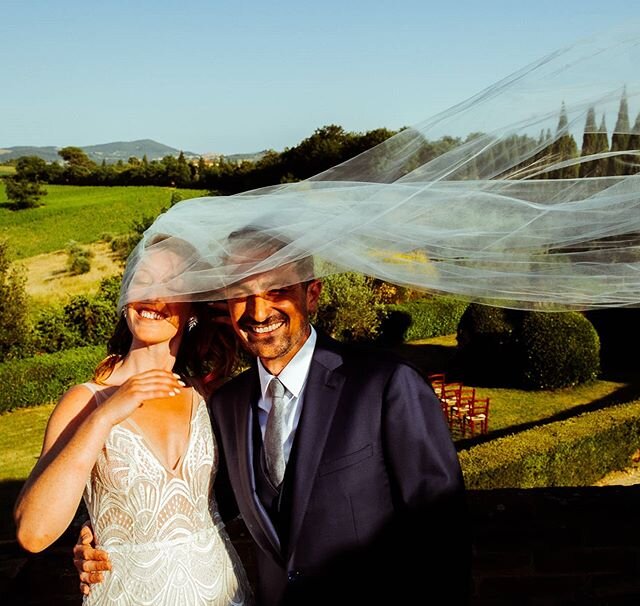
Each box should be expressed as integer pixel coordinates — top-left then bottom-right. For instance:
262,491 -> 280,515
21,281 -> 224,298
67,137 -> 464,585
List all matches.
253,321 -> 284,334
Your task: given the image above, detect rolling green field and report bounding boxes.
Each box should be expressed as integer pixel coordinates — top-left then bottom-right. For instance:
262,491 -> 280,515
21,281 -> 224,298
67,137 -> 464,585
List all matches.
0,184 -> 207,258
0,165 -> 15,176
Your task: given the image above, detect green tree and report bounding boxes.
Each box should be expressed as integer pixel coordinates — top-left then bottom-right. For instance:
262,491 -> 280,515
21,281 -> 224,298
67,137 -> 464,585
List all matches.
579,107 -> 610,177
0,240 -> 32,358
623,112 -> 640,175
548,102 -> 579,179
14,156 -> 49,181
608,89 -> 630,176
58,146 -> 97,183
4,176 -> 47,209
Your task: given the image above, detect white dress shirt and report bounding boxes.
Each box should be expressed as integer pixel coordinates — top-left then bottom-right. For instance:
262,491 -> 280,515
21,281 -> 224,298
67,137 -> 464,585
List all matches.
257,326 -> 317,466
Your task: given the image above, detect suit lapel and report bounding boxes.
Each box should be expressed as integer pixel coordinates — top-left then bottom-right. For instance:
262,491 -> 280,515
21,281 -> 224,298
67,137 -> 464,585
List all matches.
286,336 -> 345,557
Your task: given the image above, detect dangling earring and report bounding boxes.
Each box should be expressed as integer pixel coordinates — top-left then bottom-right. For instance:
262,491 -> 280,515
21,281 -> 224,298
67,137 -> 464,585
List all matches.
187,316 -> 198,331
121,306 -> 128,317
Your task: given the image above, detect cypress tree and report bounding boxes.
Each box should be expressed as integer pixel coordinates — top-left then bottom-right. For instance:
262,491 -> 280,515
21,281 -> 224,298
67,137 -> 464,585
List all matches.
579,107 -> 598,177
608,88 -> 631,176
549,102 -> 579,179
622,111 -> 640,175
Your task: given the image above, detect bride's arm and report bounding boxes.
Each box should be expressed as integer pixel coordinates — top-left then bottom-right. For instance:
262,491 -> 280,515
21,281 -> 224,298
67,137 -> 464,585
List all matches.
13,384 -> 114,553
14,369 -> 184,553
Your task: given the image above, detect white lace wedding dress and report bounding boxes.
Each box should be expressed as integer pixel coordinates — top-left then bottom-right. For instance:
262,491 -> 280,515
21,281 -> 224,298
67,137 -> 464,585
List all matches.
82,383 -> 252,606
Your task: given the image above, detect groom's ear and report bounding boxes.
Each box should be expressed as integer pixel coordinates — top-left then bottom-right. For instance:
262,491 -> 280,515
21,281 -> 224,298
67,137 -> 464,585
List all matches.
305,279 -> 322,314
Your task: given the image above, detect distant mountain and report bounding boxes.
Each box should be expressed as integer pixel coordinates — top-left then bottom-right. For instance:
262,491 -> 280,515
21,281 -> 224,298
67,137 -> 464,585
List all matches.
0,139 -> 200,164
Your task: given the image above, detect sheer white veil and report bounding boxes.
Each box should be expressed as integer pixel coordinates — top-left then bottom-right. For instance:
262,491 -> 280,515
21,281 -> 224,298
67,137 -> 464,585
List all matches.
120,24 -> 640,311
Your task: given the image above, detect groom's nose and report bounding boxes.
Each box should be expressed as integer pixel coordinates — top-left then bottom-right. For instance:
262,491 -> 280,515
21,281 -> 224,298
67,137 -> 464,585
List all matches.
245,294 -> 271,322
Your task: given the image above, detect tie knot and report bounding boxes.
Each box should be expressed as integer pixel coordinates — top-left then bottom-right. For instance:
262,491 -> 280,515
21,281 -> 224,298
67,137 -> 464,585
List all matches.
268,377 -> 286,400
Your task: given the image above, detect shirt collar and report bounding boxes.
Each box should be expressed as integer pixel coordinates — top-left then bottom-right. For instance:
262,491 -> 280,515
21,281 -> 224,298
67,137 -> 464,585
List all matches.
258,326 -> 317,399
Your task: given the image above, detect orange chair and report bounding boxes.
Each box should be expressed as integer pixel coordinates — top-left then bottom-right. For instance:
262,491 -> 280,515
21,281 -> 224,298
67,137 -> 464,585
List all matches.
449,387 -> 475,434
439,382 -> 463,426
462,396 -> 490,437
427,373 -> 446,398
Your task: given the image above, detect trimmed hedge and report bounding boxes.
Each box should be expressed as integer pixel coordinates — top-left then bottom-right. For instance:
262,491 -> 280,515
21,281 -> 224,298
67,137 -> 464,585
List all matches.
0,345 -> 105,414
459,399 -> 640,489
379,297 -> 469,344
456,305 -> 600,389
520,311 -> 600,389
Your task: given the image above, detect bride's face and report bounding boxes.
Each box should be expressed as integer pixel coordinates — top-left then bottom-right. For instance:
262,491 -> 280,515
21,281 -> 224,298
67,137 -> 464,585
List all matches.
124,247 -> 192,345
124,299 -> 191,346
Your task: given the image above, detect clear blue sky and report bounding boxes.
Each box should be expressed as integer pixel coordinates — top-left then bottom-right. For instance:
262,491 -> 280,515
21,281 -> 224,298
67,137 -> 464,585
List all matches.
2,0 -> 635,155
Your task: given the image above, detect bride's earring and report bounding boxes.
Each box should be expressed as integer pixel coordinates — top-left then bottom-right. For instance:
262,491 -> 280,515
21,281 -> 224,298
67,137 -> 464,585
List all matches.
187,316 -> 198,331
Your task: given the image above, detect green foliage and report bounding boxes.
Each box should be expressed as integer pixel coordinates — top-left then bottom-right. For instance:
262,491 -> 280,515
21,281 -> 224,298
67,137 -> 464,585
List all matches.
459,399 -> 640,488
110,211 -> 162,262
456,305 -> 599,390
66,240 -> 94,275
14,156 -> 48,181
380,297 -> 468,344
32,277 -> 120,353
519,312 -> 600,389
0,345 -> 105,413
314,272 -> 384,342
0,240 -> 32,359
4,176 -> 47,209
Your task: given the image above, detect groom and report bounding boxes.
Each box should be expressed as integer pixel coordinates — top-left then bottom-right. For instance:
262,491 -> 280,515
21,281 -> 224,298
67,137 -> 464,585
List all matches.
209,228 -> 470,605
77,229 -> 471,605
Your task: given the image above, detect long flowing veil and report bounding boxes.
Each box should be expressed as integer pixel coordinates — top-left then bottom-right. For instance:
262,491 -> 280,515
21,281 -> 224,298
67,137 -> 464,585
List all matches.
120,24 -> 640,311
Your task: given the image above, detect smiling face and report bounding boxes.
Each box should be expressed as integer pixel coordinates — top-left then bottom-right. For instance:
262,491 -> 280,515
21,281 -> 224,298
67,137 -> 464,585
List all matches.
226,263 -> 322,375
124,245 -> 194,347
125,300 -> 192,346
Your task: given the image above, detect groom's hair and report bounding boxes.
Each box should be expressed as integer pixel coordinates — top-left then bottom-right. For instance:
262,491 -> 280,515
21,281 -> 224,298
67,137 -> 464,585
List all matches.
225,225 -> 315,283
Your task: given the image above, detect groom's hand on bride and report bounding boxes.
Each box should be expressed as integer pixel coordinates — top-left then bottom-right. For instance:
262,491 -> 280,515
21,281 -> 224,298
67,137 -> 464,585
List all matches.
73,522 -> 111,595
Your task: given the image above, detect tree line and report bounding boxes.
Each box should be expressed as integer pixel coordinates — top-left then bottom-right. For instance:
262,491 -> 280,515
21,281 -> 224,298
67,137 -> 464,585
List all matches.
2,91 -> 639,210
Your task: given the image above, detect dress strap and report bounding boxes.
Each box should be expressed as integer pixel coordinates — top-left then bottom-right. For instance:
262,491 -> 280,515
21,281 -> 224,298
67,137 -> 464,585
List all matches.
81,382 -> 111,406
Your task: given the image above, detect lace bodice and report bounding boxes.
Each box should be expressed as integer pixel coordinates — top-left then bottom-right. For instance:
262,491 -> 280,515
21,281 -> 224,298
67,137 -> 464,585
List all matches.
82,383 -> 252,606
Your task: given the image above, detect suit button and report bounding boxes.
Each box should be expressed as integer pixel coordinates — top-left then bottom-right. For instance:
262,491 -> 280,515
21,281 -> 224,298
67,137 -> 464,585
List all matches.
287,570 -> 301,583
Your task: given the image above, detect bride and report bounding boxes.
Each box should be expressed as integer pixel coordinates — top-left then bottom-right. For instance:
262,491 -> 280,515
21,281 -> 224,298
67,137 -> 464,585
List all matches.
13,237 -> 253,605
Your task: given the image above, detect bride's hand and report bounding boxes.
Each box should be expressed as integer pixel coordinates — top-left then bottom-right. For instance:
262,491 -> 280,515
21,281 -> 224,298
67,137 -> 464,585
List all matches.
98,369 -> 185,427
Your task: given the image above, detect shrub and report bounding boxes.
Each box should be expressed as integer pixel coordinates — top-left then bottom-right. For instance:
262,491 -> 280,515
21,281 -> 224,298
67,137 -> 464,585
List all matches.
63,295 -> 118,345
314,272 -> 384,342
459,399 -> 640,489
0,240 -> 32,359
4,176 -> 47,209
32,280 -> 120,353
32,306 -> 83,352
379,297 -> 468,345
455,305 -> 600,390
66,240 -> 95,275
519,311 -> 600,389
0,345 -> 106,413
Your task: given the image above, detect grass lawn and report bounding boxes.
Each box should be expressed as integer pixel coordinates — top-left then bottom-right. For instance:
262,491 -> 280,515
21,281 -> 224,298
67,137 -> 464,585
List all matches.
0,403 -> 53,481
0,165 -> 16,176
2,334 -> 637,482
0,184 -> 207,258
390,334 -> 636,437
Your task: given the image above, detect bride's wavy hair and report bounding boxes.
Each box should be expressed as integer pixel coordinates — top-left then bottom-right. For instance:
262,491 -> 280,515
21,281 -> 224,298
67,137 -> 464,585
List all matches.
93,235 -> 239,392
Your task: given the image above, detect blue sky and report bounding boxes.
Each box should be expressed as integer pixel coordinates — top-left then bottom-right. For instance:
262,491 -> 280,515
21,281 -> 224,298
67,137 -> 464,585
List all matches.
2,0 -> 636,155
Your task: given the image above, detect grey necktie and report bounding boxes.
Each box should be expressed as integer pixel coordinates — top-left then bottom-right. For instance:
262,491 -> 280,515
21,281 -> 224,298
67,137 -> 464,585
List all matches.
264,377 -> 287,487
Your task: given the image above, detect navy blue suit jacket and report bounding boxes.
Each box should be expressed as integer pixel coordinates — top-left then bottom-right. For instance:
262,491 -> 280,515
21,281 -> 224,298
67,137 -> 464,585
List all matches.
210,332 -> 470,606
